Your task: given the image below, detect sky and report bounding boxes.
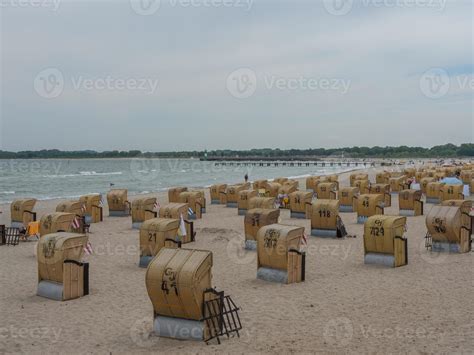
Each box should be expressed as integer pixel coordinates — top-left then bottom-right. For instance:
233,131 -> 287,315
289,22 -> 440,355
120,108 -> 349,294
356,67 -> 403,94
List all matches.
1,0 -> 473,152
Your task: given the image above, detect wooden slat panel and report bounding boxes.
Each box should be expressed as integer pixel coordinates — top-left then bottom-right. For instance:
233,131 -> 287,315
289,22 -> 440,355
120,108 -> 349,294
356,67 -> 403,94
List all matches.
63,262 -> 84,300
63,262 -> 71,300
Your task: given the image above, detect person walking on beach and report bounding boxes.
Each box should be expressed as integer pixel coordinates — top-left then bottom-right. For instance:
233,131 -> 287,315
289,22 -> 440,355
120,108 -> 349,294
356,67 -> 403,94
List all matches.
244,173 -> 248,183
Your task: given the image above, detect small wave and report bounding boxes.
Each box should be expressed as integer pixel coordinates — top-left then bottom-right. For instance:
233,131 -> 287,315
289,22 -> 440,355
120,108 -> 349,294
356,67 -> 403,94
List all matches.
287,173 -> 312,180
43,174 -> 77,178
136,169 -> 159,174
79,171 -> 123,176
0,191 -> 15,194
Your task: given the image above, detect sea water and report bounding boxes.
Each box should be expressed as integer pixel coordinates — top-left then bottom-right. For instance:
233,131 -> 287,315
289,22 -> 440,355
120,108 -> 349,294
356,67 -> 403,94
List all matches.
0,158 -> 356,203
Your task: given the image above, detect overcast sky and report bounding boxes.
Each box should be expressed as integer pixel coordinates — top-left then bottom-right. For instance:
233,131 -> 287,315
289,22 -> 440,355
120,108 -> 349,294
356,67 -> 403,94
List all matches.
1,0 -> 472,152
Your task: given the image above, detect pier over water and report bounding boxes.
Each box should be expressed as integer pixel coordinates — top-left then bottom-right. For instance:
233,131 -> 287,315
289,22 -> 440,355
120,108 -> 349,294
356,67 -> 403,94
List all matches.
202,159 -> 378,168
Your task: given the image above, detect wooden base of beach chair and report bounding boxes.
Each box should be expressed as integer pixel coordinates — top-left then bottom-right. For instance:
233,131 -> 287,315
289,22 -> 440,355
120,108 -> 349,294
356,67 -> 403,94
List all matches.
311,228 -> 338,238
37,261 -> 89,301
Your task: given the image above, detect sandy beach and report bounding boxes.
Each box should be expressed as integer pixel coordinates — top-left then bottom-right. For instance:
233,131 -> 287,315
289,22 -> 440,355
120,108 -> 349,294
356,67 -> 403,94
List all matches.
0,168 -> 473,354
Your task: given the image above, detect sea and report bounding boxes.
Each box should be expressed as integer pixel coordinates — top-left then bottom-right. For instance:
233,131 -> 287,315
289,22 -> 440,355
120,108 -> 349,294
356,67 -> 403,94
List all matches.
0,158 -> 357,203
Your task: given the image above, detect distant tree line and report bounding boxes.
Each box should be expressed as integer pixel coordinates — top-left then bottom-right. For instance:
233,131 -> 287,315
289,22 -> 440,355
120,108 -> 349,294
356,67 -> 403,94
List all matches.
0,143 -> 473,159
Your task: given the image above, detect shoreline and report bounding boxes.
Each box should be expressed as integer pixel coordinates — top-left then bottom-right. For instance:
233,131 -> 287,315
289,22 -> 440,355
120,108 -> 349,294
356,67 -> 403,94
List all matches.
0,166 -> 364,207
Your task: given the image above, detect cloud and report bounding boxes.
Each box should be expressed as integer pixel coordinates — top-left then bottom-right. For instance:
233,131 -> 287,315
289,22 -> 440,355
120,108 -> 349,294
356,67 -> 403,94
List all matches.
1,0 -> 472,151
